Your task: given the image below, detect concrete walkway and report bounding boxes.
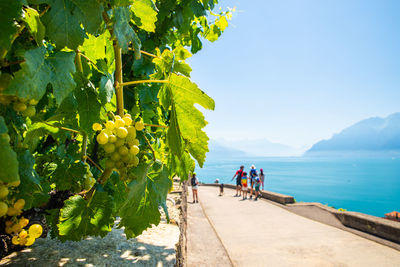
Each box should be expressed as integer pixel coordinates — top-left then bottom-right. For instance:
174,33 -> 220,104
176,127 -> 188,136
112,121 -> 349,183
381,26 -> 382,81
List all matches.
187,186 -> 400,267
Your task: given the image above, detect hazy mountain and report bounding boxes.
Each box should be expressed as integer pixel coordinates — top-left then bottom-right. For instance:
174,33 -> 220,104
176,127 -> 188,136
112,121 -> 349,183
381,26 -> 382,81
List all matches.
305,112 -> 400,156
208,138 -> 303,158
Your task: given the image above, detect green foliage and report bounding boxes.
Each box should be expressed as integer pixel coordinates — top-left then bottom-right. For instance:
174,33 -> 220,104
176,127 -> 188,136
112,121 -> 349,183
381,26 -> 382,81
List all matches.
5,47 -> 76,104
58,191 -> 115,241
0,0 -> 231,241
118,161 -> 171,238
0,117 -> 20,183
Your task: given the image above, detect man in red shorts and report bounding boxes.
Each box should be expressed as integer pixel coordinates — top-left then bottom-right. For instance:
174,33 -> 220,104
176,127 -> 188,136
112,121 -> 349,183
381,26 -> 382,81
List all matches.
231,165 -> 244,197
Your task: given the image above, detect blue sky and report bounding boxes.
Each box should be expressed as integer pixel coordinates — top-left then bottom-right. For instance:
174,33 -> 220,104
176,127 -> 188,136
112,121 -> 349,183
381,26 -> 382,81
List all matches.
187,0 -> 400,149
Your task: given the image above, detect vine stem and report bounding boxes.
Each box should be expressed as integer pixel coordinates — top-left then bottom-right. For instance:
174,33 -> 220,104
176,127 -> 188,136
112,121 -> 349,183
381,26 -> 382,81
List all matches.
144,123 -> 168,129
42,122 -> 81,134
120,80 -> 169,87
114,43 -> 124,116
75,50 -> 84,73
86,156 -> 104,172
143,134 -> 156,161
99,168 -> 113,184
81,133 -> 88,163
128,47 -> 158,58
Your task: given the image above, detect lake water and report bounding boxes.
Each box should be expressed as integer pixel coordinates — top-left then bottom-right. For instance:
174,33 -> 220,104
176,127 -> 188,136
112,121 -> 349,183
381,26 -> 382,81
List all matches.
195,157 -> 400,217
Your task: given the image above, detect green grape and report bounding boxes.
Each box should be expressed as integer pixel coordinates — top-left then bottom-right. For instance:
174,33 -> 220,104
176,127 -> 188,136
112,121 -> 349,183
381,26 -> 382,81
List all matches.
135,121 -> 144,131
121,154 -> 132,163
92,122 -> 102,131
109,134 -> 117,143
25,236 -> 35,246
133,139 -> 140,146
105,120 -> 115,130
119,146 -> 129,156
102,128 -> 113,136
14,199 -> 25,210
0,133 -> 10,143
115,161 -> 124,169
127,126 -> 136,138
103,143 -> 115,154
0,201 -> 8,217
114,138 -> 125,147
22,105 -> 36,117
129,145 -> 139,155
111,152 -> 121,161
29,99 -> 39,105
13,102 -> 27,112
0,185 -> 8,199
105,159 -> 115,169
97,132 -> 109,145
114,115 -> 122,120
28,224 -> 43,238
115,118 -> 125,128
123,116 -> 132,126
116,127 -> 128,138
133,156 -> 140,166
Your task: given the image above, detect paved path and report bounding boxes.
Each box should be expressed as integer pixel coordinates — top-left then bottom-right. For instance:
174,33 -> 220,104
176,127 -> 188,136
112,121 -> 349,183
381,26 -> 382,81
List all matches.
187,186 -> 400,267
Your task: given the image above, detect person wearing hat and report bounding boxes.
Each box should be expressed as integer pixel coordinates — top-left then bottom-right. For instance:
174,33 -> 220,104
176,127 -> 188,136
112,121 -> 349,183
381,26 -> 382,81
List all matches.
249,165 -> 258,199
259,168 -> 265,190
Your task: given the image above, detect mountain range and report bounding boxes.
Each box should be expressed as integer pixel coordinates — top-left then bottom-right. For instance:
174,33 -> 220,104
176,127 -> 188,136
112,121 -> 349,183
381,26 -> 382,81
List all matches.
305,112 -> 400,157
206,112 -> 400,159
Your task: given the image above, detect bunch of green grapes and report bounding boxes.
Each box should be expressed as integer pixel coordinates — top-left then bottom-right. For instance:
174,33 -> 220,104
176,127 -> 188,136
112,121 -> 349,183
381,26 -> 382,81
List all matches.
0,182 -> 22,218
8,218 -> 43,247
0,94 -> 38,117
93,113 -> 145,176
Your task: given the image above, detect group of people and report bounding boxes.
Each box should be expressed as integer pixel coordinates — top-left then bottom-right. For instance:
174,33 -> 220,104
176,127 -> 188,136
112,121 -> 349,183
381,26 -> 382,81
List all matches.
232,165 -> 265,200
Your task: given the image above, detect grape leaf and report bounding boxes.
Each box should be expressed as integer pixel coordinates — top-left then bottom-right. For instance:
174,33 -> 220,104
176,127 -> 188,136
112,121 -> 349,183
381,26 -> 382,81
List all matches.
42,0 -> 103,49
15,150 -> 50,209
131,0 -> 158,32
52,160 -> 91,192
23,6 -> 45,45
47,51 -> 77,104
99,74 -> 115,105
74,74 -> 101,135
23,121 -> 60,151
5,47 -> 50,100
113,6 -> 141,57
167,74 -> 214,167
118,161 -> 171,238
58,191 -> 115,241
4,47 -> 76,104
0,0 -> 23,57
0,116 -> 19,183
79,32 -> 113,64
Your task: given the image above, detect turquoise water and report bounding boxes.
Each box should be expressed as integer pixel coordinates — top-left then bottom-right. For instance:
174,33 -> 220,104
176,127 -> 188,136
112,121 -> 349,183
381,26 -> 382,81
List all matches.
195,157 -> 400,217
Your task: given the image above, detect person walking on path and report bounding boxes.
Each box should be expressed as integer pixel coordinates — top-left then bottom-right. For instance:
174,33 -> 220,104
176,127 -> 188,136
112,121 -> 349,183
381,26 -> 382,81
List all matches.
254,176 -> 261,200
249,165 -> 258,199
191,173 -> 199,203
259,168 -> 265,190
241,172 -> 249,200
231,165 -> 244,197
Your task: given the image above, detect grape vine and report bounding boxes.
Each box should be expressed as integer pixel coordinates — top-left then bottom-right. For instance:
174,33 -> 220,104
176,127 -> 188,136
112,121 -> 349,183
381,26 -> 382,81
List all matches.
0,0 -> 231,247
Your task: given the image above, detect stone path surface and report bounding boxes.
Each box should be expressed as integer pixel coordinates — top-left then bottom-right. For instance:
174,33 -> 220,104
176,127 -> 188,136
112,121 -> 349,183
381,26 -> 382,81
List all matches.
187,186 -> 400,267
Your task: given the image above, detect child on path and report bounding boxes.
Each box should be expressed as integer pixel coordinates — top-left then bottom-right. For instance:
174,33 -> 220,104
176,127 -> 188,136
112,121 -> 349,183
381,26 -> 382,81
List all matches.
231,165 -> 244,197
259,168 -> 265,190
249,165 -> 258,199
254,176 -> 261,200
241,172 -> 248,200
191,173 -> 199,203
